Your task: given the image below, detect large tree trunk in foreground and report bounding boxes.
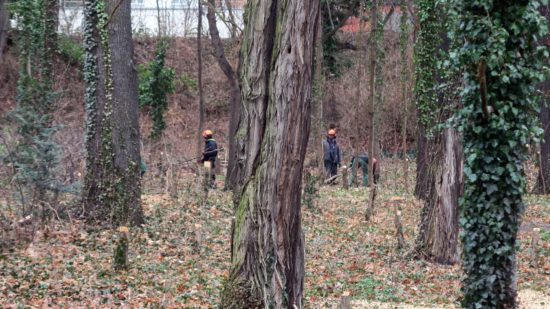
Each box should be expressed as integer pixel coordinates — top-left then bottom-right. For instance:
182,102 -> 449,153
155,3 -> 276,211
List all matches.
416,128 -> 462,264
83,0 -> 143,226
206,0 -> 241,192
221,0 -> 320,307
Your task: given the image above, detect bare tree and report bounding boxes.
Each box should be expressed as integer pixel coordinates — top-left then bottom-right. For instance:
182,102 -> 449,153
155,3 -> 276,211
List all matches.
196,0 -> 205,160
221,0 -> 321,307
205,0 -> 241,192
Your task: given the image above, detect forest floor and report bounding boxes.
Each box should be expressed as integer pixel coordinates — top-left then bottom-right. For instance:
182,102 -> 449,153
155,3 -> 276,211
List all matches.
1,164 -> 550,308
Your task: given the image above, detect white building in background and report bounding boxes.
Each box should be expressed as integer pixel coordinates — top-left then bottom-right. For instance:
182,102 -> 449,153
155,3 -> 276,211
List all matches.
59,0 -> 245,38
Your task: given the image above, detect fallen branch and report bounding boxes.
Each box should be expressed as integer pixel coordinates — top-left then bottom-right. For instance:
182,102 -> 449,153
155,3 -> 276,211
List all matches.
324,174 -> 341,184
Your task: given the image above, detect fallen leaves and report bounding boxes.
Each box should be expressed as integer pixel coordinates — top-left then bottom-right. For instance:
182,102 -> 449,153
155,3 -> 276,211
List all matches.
0,170 -> 549,308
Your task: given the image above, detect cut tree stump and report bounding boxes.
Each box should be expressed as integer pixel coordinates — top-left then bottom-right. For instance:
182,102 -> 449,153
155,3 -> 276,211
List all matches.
391,197 -> 405,250
529,228 -> 540,268
342,166 -> 349,190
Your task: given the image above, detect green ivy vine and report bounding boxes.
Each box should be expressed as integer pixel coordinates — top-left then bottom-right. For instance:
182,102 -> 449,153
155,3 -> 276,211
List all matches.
449,0 -> 549,307
413,0 -> 442,133
138,40 -> 175,140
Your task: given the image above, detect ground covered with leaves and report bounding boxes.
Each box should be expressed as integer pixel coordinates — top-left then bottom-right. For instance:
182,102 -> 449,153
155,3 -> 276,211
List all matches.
1,174 -> 549,308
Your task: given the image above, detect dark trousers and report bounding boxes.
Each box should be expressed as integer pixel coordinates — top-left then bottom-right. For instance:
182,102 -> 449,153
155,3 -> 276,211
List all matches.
324,160 -> 338,179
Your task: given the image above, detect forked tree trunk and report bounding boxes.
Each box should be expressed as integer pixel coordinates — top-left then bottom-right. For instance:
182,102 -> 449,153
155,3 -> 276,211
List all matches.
221,0 -> 320,307
416,127 -> 462,264
206,0 -> 241,192
83,0 -> 143,226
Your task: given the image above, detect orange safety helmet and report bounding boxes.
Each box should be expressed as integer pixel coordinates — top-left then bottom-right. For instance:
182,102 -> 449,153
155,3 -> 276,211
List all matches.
328,129 -> 337,136
202,130 -> 213,138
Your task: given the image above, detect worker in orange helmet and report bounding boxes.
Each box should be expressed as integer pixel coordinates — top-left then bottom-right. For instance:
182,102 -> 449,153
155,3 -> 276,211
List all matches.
200,129 -> 218,188
322,129 -> 341,182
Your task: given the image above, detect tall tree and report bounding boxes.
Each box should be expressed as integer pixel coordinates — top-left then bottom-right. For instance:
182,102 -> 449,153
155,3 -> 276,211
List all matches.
221,0 -> 320,307
413,0 -> 463,265
399,0 -> 410,192
205,0 -> 241,192
196,0 -> 205,160
0,0 -> 8,64
452,0 -> 547,307
536,4 -> 550,194
366,0 -> 379,190
83,0 -> 143,226
413,0 -> 439,200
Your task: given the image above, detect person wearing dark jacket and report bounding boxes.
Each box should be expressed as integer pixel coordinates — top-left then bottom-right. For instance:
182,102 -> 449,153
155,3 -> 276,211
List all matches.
349,154 -> 378,186
200,130 -> 218,188
350,154 -> 369,187
322,129 -> 341,181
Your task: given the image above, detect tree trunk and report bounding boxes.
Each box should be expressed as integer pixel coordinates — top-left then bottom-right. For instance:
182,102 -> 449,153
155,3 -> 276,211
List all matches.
224,0 -> 239,39
367,0 -> 378,188
83,0 -> 143,226
314,8 -> 325,178
536,5 -> 550,194
537,82 -> 550,194
42,0 -> 57,91
415,128 -> 462,264
221,0 -> 320,307
415,125 -> 430,199
196,0 -> 205,160
206,0 -> 241,192
400,0 -> 410,193
0,0 -> 8,64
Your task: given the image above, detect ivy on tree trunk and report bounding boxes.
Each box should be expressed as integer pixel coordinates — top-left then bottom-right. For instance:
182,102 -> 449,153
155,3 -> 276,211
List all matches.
450,0 -> 548,307
83,0 -> 143,227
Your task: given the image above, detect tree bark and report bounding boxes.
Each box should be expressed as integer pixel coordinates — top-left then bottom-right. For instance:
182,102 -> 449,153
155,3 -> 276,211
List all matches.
224,0 -> 239,39
537,82 -> 550,194
367,0 -> 378,188
221,0 -> 320,307
0,0 -> 8,64
206,0 -> 241,192
314,8 -> 325,178
83,0 -> 143,226
415,124 -> 430,199
536,5 -> 550,194
415,127 -> 462,264
400,0 -> 410,193
196,0 -> 205,160
42,0 -> 57,91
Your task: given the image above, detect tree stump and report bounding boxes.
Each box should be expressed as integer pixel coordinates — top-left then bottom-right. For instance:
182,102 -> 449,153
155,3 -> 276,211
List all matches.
342,166 -> 349,190
529,228 -> 540,268
391,197 -> 405,250
113,226 -> 129,270
338,296 -> 351,309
